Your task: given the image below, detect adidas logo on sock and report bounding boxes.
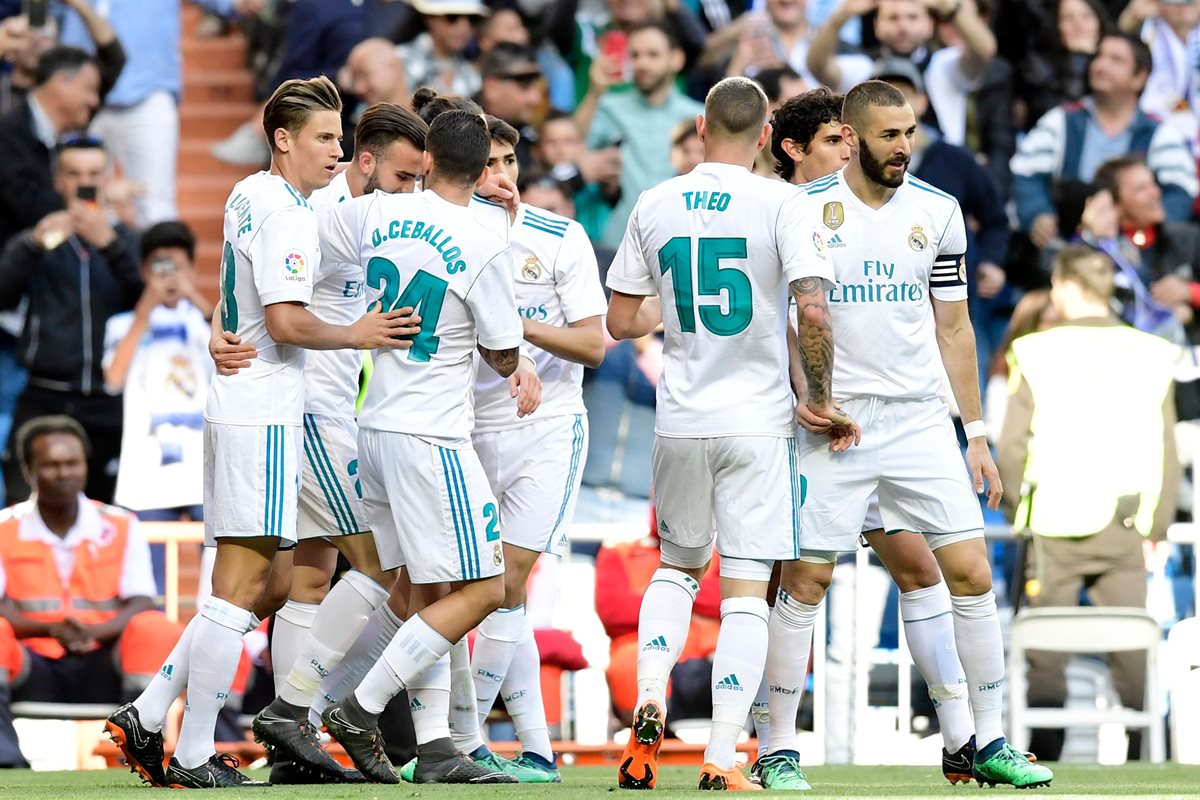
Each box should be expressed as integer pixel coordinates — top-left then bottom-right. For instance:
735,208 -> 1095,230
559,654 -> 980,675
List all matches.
827,234 -> 846,248
160,663 -> 173,680
716,674 -> 744,692
642,635 -> 669,652
410,697 -> 425,711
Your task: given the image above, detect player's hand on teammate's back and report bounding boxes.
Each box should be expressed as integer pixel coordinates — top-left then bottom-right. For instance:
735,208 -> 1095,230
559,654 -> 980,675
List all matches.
509,356 -> 542,418
966,438 -> 1003,510
210,330 -> 256,375
351,302 -> 421,349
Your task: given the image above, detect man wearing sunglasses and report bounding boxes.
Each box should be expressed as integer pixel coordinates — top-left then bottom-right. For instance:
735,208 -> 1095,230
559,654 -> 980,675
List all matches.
477,43 -> 545,171
398,0 -> 489,97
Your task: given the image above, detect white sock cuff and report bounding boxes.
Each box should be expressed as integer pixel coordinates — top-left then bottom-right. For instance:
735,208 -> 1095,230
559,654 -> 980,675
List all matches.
339,570 -> 390,608
899,582 -> 952,621
408,652 -> 451,691
409,612 -> 453,653
719,595 -> 769,623
649,568 -> 700,603
200,597 -> 256,634
379,603 -> 404,634
773,591 -> 820,627
950,590 -> 997,619
276,599 -> 320,627
478,605 -> 527,644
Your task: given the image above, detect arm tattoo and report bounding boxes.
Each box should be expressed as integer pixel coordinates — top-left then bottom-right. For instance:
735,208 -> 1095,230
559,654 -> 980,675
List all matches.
479,345 -> 521,378
790,277 -> 834,408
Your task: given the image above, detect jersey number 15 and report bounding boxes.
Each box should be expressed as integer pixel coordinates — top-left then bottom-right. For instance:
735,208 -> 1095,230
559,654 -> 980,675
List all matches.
658,236 -> 751,337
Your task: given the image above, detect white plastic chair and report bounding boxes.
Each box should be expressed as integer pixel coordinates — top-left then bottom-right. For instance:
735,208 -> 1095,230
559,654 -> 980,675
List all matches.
1008,606 -> 1165,762
1166,617 -> 1200,763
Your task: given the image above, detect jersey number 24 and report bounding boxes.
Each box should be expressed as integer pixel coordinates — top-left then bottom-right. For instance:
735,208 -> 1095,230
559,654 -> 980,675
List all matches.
658,236 -> 751,336
366,257 -> 447,362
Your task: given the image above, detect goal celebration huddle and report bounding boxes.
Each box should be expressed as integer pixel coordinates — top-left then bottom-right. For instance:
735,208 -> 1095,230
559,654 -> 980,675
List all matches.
102,71 -> 1054,792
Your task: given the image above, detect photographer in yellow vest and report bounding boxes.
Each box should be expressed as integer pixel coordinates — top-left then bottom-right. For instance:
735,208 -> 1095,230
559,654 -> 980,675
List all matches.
997,244 -> 1180,761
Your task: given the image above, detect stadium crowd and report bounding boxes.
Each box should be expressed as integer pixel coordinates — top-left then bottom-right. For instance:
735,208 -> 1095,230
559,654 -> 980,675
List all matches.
0,0 -> 1194,787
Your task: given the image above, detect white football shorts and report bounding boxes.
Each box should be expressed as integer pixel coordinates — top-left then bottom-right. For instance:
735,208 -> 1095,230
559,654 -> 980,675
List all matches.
359,428 -> 505,584
203,421 -> 301,546
651,434 -> 802,566
472,413 -> 587,558
798,395 -> 984,553
298,413 -> 369,540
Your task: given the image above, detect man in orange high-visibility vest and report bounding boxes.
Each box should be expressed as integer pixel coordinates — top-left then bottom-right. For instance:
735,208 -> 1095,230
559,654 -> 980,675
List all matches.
0,415 -> 182,765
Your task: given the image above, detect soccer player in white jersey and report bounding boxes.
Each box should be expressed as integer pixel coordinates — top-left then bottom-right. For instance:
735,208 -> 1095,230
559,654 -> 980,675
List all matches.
776,81 -> 1053,789
605,77 -> 855,792
248,103 -> 430,784
436,115 -> 606,784
754,87 -> 998,789
103,77 -> 418,789
316,111 -> 527,785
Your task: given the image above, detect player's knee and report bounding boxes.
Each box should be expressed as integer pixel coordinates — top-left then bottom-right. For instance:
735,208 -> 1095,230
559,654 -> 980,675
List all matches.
254,577 -> 292,619
780,559 -> 834,605
944,563 -> 993,597
890,560 -> 943,593
474,575 -> 508,616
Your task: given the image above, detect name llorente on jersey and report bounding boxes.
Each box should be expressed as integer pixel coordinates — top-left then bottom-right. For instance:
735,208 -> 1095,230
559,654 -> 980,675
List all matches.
371,219 -> 466,274
828,259 -> 926,304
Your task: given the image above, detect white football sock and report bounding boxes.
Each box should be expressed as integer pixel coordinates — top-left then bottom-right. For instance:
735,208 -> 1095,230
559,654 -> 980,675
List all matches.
635,568 -> 700,710
311,602 -> 402,726
271,600 -> 318,695
766,589 -> 820,755
471,605 -> 525,727
501,619 -> 553,761
900,583 -> 972,752
354,613 -> 450,715
281,571 -> 388,707
174,597 -> 255,769
448,637 -> 486,754
704,596 -> 769,771
407,653 -> 451,745
133,614 -> 196,732
950,591 -> 1005,748
751,658 -> 771,759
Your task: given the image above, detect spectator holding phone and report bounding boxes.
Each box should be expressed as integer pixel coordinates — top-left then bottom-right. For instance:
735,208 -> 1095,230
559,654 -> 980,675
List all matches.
0,135 -> 142,507
103,221 -> 212,527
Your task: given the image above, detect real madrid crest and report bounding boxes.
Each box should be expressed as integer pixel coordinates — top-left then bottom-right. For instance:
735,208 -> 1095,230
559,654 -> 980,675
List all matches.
823,201 -> 844,230
908,225 -> 928,252
522,256 -> 542,281
494,544 -> 504,566
958,256 -> 967,283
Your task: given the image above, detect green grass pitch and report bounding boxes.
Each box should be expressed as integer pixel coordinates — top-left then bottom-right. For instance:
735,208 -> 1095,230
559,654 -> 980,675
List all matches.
1,764 -> 1198,798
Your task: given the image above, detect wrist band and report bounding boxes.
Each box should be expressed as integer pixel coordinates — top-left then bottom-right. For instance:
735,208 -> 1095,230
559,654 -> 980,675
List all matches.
963,420 -> 987,440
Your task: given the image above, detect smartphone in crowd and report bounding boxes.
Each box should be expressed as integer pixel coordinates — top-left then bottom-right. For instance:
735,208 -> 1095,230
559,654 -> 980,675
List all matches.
25,0 -> 48,29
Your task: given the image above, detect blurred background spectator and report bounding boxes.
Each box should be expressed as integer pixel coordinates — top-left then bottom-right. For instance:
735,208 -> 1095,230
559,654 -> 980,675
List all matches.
998,244 -> 1179,761
579,21 -> 701,247
0,136 -> 141,506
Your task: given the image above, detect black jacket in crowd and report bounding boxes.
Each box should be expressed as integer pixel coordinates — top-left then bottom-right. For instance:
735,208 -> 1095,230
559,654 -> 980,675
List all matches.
0,225 -> 142,395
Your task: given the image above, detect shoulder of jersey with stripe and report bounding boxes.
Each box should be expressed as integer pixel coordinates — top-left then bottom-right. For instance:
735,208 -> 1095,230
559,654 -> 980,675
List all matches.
521,206 -> 571,239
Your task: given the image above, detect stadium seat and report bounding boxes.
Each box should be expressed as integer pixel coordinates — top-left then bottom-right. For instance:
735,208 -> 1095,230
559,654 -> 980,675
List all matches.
1007,607 -> 1165,763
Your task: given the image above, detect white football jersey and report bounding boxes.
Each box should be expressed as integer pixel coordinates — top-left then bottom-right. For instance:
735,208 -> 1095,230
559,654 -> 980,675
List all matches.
473,204 -> 607,433
790,169 -> 968,400
606,162 -> 834,438
319,189 -> 524,445
305,171 -> 365,420
206,171 -> 318,426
